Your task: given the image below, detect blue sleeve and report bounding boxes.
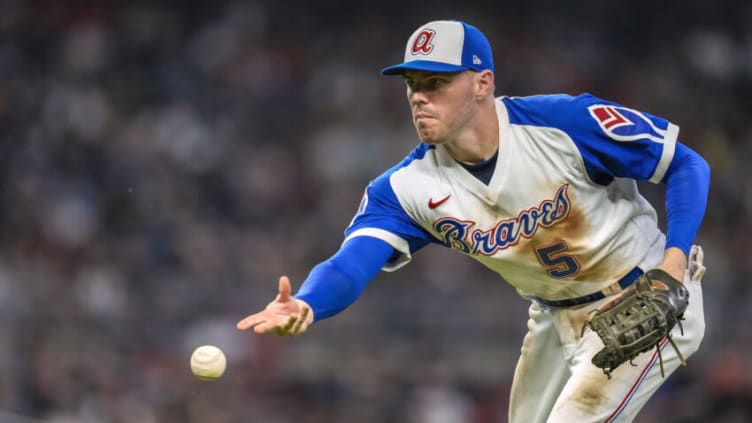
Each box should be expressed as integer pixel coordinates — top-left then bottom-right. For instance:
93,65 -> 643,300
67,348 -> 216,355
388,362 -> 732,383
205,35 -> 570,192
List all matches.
295,145 -> 438,323
345,145 -> 436,255
294,236 -> 394,322
661,142 -> 710,255
504,93 -> 679,185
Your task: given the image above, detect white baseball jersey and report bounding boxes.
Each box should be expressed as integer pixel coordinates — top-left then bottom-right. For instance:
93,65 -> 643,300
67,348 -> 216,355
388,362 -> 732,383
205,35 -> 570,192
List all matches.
345,93 -> 678,301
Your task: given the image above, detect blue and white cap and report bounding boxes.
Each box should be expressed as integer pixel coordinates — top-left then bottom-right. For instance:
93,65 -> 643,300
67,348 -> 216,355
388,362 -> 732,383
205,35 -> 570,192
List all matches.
381,20 -> 494,75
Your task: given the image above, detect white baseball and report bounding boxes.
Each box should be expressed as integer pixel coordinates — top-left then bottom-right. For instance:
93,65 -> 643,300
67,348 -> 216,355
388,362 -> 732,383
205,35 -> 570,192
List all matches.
190,345 -> 227,381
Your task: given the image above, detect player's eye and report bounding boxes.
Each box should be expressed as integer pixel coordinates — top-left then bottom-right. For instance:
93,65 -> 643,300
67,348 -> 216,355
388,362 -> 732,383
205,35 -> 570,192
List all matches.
427,78 -> 445,89
406,78 -> 446,92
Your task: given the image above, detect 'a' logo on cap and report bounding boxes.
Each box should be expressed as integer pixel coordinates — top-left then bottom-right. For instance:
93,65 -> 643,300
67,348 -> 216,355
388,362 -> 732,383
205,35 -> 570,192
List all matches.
412,29 -> 435,55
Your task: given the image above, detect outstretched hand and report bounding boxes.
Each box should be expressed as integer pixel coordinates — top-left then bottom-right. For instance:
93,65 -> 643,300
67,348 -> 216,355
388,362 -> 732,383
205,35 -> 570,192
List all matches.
236,276 -> 313,336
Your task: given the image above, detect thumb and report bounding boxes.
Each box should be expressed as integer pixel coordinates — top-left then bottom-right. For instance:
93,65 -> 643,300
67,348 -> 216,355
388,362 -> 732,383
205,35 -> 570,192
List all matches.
278,275 -> 292,302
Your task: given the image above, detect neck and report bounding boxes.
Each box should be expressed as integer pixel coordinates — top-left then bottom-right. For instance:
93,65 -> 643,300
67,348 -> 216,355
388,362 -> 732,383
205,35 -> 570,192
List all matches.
443,99 -> 499,164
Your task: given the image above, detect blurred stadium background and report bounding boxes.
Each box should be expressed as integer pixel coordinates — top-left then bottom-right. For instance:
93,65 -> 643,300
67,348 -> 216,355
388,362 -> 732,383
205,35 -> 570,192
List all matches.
0,0 -> 750,422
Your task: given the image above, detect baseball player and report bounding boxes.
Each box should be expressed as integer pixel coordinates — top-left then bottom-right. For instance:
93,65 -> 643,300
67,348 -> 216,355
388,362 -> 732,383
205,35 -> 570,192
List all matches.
237,20 -> 710,422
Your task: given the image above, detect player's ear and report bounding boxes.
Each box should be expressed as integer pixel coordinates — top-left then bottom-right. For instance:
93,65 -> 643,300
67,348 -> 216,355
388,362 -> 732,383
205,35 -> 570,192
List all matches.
475,70 -> 495,99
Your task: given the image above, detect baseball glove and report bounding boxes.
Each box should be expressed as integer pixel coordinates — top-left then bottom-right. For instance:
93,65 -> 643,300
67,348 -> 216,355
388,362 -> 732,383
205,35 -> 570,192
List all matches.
583,269 -> 690,378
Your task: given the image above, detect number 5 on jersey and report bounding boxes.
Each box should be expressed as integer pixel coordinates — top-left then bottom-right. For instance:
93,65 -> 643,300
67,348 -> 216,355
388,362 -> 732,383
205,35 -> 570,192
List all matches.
535,241 -> 581,278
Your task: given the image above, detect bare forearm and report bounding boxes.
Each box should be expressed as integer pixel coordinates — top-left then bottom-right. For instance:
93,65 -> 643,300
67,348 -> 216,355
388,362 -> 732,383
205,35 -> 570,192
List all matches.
657,247 -> 688,282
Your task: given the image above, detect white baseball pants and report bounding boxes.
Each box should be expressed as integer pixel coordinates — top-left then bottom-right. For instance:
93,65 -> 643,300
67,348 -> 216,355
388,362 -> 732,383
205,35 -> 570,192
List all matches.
508,246 -> 706,423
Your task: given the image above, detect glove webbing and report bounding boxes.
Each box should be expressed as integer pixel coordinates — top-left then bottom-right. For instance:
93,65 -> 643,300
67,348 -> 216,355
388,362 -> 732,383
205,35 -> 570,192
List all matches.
584,269 -> 690,379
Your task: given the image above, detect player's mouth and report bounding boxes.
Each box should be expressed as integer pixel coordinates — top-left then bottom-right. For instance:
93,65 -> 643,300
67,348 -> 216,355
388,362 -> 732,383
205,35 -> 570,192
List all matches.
414,113 -> 435,122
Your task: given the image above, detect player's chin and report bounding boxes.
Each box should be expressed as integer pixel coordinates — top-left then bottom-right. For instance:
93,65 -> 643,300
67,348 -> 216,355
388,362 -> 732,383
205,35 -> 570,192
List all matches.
419,136 -> 447,146
415,128 -> 444,145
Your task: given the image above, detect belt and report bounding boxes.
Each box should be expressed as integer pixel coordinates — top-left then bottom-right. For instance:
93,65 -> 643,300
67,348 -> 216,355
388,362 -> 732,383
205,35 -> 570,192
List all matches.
533,267 -> 644,308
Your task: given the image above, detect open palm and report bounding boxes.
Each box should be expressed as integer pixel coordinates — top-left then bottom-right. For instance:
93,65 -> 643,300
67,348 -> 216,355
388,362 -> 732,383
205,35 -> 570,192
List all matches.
236,276 -> 312,336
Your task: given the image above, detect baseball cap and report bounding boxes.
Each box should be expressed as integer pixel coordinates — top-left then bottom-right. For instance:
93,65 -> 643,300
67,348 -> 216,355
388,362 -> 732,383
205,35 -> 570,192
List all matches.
381,20 -> 494,75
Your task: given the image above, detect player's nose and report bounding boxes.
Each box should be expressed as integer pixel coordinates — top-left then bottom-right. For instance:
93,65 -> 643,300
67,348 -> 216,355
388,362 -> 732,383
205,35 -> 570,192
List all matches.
408,89 -> 428,106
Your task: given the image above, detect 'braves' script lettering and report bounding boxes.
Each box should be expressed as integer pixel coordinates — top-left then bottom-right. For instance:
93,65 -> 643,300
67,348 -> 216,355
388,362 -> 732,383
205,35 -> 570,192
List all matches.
433,184 -> 571,256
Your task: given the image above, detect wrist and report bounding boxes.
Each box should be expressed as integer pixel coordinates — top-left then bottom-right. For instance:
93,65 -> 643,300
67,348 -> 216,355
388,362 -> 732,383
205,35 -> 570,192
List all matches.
657,247 -> 688,281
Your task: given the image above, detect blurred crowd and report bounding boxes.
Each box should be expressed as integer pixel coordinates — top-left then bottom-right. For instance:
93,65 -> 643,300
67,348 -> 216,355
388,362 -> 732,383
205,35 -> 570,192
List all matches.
1,1 -> 751,422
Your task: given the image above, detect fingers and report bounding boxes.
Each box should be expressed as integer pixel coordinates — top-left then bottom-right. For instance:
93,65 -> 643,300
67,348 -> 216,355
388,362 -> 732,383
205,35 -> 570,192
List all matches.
236,312 -> 267,331
280,312 -> 299,334
290,306 -> 309,334
237,310 -> 309,336
256,316 -> 293,334
278,276 -> 292,302
236,304 -> 307,335
236,312 -> 296,334
273,306 -> 311,336
254,313 -> 306,336
236,275 -> 310,336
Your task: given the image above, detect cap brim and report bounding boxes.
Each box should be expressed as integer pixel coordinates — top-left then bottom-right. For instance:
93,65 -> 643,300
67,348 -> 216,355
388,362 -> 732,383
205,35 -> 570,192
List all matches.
380,60 -> 468,75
